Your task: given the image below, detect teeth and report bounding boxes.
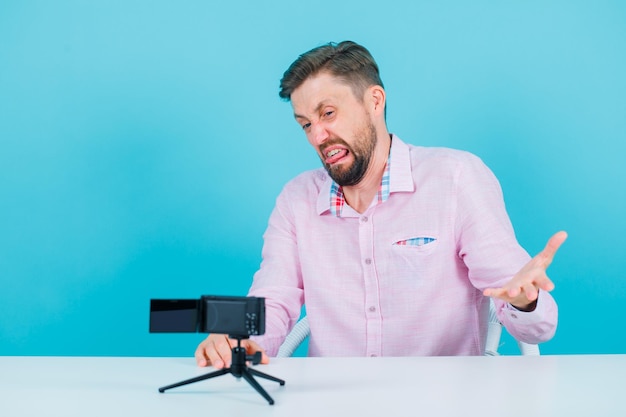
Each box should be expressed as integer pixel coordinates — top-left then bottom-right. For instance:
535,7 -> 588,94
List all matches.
327,149 -> 341,158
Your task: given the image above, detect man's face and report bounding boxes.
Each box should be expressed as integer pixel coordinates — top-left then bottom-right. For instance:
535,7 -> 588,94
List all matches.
291,72 -> 377,187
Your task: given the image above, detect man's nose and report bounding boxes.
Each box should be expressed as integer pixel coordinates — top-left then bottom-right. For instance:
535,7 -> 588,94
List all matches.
310,123 -> 330,145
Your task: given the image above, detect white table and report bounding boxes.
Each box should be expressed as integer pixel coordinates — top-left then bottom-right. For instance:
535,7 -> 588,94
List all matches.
1,355 -> 624,416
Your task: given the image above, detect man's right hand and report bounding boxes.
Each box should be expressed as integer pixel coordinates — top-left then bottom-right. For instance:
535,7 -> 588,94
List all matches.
194,334 -> 270,369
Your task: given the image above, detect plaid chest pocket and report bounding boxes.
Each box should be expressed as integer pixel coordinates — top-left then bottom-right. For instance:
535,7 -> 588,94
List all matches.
392,235 -> 439,254
393,237 -> 436,246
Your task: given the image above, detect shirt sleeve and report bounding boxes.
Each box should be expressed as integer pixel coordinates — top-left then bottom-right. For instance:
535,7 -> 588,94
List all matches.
454,152 -> 558,344
248,185 -> 305,356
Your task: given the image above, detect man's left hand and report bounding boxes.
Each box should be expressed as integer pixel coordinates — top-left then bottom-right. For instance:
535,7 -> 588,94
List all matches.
483,231 -> 568,311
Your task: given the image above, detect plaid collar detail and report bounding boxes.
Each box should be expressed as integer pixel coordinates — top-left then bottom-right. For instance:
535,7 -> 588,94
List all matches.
329,182 -> 345,217
329,154 -> 392,217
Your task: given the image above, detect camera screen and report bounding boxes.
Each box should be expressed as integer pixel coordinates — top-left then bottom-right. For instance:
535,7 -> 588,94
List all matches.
150,299 -> 199,332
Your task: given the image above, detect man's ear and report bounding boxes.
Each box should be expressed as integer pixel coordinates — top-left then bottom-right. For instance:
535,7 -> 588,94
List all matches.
368,85 -> 386,117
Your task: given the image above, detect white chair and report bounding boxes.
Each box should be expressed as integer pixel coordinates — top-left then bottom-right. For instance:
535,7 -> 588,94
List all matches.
277,299 -> 540,357
485,299 -> 540,356
276,316 -> 311,357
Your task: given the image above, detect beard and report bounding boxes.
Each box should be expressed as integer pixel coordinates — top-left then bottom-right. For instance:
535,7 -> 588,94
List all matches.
321,122 -> 378,187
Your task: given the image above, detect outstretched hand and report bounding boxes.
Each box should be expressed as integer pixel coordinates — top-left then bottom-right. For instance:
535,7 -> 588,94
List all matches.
483,231 -> 568,311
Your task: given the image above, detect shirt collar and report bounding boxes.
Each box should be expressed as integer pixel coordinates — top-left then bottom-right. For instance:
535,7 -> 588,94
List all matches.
316,134 -> 415,216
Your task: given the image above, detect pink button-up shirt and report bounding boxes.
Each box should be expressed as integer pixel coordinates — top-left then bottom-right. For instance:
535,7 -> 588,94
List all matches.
249,135 -> 557,356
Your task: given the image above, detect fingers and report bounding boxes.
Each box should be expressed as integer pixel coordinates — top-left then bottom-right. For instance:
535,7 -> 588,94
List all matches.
484,274 -> 551,306
484,286 -> 520,300
194,338 -> 209,366
538,230 -> 568,266
520,281 -> 539,302
484,278 -> 546,302
194,334 -> 234,369
535,274 -> 555,292
483,287 -> 499,297
194,336 -> 270,369
245,340 -> 270,365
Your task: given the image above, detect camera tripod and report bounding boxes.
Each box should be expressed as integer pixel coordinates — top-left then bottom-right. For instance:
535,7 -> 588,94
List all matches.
158,337 -> 285,405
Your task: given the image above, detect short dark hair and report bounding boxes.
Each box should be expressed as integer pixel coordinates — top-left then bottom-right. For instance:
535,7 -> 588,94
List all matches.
279,41 -> 384,102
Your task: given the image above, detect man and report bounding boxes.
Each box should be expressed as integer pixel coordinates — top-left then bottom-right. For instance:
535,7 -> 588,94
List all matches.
196,41 -> 567,368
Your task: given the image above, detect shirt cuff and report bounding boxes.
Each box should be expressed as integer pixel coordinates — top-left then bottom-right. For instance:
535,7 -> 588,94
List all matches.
502,291 -> 547,323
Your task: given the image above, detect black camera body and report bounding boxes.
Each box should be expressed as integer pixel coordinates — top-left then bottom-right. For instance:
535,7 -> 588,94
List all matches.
149,295 -> 265,337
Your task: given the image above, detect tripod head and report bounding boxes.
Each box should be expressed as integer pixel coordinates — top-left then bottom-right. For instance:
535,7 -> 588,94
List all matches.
227,335 -> 263,366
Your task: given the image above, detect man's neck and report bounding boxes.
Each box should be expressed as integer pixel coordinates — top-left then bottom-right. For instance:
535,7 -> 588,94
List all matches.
343,133 -> 392,214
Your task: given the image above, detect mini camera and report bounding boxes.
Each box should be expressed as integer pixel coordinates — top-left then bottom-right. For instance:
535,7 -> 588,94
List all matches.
149,295 -> 265,337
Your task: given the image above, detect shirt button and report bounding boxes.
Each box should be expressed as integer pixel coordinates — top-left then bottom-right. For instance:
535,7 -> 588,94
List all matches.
370,354 -> 378,357
364,258 -> 372,265
361,216 -> 368,223
511,313 -> 518,319
368,306 -> 376,312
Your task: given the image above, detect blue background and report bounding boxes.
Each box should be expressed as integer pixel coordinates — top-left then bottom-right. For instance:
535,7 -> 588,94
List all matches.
1,1 -> 625,357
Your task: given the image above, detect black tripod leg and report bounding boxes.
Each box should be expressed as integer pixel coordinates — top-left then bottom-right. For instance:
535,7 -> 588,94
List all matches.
247,368 -> 286,386
240,368 -> 276,405
158,368 -> 230,393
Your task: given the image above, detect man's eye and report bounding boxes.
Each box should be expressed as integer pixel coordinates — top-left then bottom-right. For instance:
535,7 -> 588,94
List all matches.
324,111 -> 334,118
302,122 -> 311,130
